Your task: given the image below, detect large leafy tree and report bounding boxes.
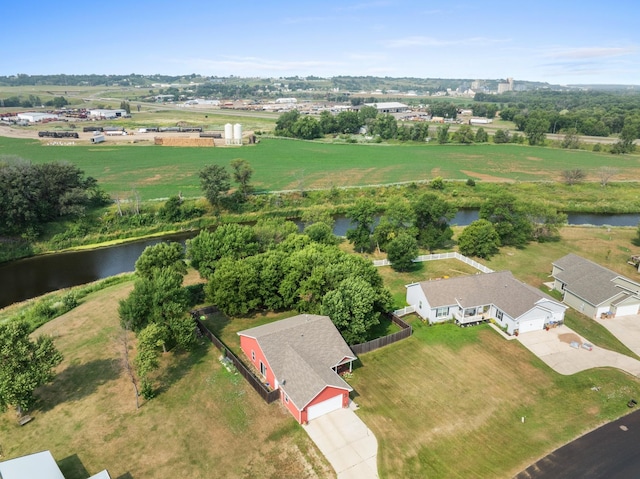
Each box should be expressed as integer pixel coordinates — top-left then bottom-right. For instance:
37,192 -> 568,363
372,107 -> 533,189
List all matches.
373,196 -> 416,251
457,219 -> 500,259
0,159 -> 103,236
346,198 -> 378,253
199,164 -> 230,211
525,114 -> 550,146
387,233 -> 419,272
413,193 -> 456,251
134,242 -> 187,280
0,321 -> 63,416
479,192 -> 533,247
321,277 -> 379,344
186,224 -> 259,278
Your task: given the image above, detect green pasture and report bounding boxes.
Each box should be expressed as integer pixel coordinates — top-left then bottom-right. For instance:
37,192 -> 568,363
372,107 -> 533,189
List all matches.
1,136 -> 638,201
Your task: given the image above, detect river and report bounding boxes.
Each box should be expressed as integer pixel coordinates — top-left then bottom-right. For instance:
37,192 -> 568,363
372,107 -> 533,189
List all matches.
2,211 -> 640,309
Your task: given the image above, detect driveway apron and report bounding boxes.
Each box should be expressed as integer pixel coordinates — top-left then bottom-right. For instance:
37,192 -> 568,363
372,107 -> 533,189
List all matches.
517,324 -> 640,376
303,401 -> 378,479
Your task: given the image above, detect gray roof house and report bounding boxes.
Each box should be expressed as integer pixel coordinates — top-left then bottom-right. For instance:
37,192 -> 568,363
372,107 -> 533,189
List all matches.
552,253 -> 640,319
406,271 -> 567,334
238,314 -> 356,423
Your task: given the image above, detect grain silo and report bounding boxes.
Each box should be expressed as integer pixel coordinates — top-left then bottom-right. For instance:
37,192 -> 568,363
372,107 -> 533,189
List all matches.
233,123 -> 242,145
224,123 -> 233,145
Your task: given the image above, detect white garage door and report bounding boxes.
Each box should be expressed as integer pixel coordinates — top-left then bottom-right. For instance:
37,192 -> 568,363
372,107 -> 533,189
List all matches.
519,317 -> 545,334
306,394 -> 343,421
615,304 -> 640,317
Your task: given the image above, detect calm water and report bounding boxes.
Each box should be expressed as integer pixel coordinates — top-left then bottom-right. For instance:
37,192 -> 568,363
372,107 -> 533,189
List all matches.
2,211 -> 640,308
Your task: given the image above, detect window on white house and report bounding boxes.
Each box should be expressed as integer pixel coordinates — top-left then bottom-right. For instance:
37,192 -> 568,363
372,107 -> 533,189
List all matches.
436,307 -> 448,318
260,361 -> 267,377
496,310 -> 504,320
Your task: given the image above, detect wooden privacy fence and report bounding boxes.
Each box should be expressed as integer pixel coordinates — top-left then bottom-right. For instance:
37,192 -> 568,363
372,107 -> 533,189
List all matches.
191,308 -> 279,404
350,313 -> 412,355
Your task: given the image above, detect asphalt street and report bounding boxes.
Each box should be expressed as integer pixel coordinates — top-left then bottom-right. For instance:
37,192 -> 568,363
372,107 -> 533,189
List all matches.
516,408 -> 640,478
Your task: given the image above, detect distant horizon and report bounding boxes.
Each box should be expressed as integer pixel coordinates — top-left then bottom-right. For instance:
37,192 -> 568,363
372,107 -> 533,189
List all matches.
3,0 -> 639,85
1,73 -> 639,89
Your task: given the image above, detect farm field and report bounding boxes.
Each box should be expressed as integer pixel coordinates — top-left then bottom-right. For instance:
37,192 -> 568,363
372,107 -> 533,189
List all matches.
1,135 -> 639,201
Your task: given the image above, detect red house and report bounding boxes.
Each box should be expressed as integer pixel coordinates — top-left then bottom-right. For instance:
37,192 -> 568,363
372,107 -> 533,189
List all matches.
238,314 -> 356,424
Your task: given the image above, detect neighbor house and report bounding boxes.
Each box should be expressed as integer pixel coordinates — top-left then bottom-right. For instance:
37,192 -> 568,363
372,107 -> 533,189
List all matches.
406,271 -> 567,334
238,314 -> 356,424
552,253 -> 640,319
0,450 -> 110,479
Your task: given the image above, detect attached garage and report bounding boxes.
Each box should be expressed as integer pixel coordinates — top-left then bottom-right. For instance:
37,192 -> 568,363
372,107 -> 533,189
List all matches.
518,317 -> 545,334
306,394 -> 343,421
613,304 -> 640,317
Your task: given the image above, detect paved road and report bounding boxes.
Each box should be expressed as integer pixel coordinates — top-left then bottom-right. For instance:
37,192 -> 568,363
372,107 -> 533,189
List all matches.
516,408 -> 640,478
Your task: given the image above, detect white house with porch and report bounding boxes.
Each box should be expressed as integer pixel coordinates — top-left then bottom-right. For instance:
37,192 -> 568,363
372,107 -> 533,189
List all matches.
406,271 -> 567,334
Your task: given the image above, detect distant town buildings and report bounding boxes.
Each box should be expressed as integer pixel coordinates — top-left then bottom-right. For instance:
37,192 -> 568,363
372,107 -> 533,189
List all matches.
498,77 -> 514,93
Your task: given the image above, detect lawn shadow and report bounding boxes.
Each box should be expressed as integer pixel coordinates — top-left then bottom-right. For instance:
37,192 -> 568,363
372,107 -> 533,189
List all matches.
116,473 -> 134,479
57,454 -> 89,479
155,341 -> 209,397
36,358 -> 121,412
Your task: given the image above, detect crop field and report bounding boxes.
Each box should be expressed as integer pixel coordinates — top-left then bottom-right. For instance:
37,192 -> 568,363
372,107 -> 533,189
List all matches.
1,136 -> 639,201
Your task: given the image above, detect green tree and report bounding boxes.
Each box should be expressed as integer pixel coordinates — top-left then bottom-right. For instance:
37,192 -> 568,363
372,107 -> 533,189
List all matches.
372,196 -> 416,251
319,110 -> 338,134
475,127 -> 488,143
346,198 -> 377,253
436,125 -> 450,144
524,204 -> 567,242
304,222 -> 338,245
412,193 -> 455,251
387,234 -> 419,272
291,115 -> 322,139
134,242 -> 187,280
525,115 -> 550,145
611,123 -> 638,154
373,114 -> 398,140
479,192 -> 532,247
230,158 -> 253,199
457,219 -> 500,259
493,129 -> 511,144
186,225 -> 259,278
321,277 -> 380,344
0,321 -> 63,416
335,111 -> 362,134
452,125 -> 475,144
275,109 -> 300,136
199,164 -> 230,211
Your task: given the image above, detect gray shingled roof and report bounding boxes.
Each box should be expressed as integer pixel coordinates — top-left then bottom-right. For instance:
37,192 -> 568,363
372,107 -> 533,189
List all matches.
418,271 -> 559,318
238,314 -> 355,409
553,253 -> 625,306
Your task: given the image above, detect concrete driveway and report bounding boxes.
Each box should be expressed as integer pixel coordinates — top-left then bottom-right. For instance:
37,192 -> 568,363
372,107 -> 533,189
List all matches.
303,401 -> 378,479
597,315 -> 640,357
517,324 -> 640,376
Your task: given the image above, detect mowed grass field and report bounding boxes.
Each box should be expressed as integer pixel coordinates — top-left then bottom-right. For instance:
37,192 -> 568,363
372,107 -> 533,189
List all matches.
2,135 -> 639,200
0,272 -> 333,479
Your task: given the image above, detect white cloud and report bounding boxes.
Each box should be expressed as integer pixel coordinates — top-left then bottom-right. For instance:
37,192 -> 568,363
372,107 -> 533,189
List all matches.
546,46 -> 637,60
383,36 -> 509,48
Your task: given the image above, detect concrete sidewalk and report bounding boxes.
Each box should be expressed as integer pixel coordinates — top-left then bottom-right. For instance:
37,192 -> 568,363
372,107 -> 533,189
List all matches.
303,401 -> 378,479
517,325 -> 640,376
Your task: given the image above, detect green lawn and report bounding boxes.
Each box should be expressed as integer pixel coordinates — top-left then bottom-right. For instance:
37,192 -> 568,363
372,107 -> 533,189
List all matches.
2,135 -> 639,201
351,320 -> 640,478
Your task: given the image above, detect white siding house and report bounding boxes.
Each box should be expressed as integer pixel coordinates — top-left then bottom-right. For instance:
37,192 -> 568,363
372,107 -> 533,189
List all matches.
552,254 -> 640,319
406,271 -> 566,335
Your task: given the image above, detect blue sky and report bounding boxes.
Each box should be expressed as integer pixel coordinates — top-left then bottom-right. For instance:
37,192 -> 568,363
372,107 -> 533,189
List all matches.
2,0 -> 639,85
